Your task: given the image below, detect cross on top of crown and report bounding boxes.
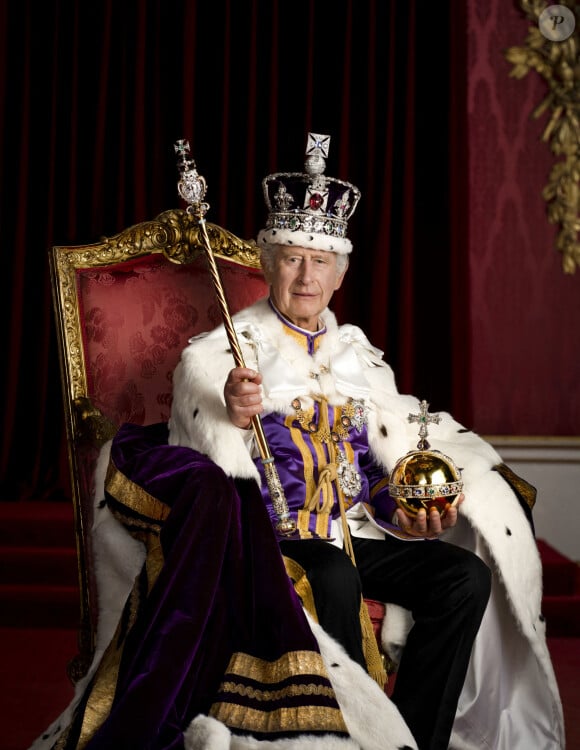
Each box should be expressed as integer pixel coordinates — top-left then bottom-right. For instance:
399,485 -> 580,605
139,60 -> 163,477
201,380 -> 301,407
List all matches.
408,400 -> 441,450
306,133 -> 330,159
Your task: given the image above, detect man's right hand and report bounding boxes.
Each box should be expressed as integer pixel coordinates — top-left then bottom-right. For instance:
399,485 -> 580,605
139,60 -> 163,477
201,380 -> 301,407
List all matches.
223,367 -> 264,429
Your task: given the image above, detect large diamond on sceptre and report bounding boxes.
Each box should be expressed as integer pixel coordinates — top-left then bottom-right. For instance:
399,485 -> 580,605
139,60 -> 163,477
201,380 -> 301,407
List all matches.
174,139 -> 210,216
388,400 -> 463,518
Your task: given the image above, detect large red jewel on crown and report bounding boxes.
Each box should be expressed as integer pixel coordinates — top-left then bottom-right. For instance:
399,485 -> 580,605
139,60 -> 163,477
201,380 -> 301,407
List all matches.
309,193 -> 324,210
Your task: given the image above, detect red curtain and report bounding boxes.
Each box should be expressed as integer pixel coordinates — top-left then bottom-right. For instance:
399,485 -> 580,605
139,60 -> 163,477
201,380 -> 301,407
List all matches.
0,0 -> 469,502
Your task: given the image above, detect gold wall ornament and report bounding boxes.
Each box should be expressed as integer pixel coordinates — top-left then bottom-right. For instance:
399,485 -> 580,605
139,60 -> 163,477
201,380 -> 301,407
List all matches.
505,0 -> 580,273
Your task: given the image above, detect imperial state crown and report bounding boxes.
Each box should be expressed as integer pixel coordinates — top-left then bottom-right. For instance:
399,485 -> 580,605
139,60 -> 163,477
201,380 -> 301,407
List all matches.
257,132 -> 361,255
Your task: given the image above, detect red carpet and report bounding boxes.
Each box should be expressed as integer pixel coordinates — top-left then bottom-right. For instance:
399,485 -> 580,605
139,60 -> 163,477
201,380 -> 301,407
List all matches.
0,501 -> 578,749
538,538 -> 580,638
0,502 -> 79,628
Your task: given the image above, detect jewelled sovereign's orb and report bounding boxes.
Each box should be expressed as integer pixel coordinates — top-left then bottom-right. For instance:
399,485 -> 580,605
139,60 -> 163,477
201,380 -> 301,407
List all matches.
388,400 -> 463,518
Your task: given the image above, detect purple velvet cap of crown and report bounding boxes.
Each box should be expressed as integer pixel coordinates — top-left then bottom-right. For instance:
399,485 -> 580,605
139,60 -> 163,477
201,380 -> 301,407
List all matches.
257,133 -> 361,255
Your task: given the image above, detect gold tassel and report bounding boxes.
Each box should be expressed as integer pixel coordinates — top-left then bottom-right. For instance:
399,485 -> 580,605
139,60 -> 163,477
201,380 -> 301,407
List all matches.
335,472 -> 387,690
294,398 -> 388,690
359,597 -> 388,690
285,556 -> 386,689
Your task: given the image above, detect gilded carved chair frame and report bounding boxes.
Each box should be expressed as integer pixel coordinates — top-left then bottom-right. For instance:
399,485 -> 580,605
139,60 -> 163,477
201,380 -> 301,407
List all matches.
50,208 -> 265,679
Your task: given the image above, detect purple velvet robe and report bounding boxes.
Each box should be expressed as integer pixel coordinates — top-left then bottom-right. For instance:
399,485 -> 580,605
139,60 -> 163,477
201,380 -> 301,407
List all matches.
58,422 -> 349,749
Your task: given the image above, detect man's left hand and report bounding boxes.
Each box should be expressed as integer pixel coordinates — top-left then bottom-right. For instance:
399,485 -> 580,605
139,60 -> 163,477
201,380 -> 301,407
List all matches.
395,493 -> 464,539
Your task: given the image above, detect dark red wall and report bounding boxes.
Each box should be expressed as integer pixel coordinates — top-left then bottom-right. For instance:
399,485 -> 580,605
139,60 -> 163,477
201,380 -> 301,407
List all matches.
467,0 -> 580,435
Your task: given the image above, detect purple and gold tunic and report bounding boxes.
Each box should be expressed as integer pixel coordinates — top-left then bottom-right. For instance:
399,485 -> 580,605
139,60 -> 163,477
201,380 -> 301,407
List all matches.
254,304 -> 397,540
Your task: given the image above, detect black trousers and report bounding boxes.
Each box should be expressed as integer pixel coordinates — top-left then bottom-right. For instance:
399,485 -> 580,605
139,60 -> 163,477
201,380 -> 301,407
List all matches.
280,534 -> 491,750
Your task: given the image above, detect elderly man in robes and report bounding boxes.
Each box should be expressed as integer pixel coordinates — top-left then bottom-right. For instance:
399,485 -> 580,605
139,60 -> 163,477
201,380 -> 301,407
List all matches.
32,135 -> 564,750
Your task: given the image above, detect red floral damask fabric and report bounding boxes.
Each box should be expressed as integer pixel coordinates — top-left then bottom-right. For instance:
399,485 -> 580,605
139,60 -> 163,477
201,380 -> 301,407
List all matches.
77,254 -> 268,427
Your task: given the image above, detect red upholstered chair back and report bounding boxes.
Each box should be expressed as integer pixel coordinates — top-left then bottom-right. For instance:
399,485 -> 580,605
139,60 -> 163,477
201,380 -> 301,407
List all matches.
50,209 -> 268,678
76,243 -> 267,428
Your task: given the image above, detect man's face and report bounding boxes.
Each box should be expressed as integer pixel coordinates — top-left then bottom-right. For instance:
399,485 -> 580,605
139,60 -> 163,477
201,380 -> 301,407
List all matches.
263,245 -> 347,331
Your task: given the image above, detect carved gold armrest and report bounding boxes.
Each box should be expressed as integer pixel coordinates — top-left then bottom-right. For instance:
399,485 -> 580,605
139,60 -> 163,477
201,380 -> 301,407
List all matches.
73,397 -> 118,446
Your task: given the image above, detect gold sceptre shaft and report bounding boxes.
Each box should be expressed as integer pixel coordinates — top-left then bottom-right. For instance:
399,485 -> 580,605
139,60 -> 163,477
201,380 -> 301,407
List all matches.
174,140 -> 296,536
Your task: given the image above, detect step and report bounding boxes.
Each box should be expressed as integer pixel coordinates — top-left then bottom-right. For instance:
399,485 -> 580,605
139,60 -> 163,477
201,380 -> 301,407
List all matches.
543,593 -> 580,638
537,538 -> 579,596
0,584 -> 80,628
0,501 -> 76,548
0,547 -> 79,587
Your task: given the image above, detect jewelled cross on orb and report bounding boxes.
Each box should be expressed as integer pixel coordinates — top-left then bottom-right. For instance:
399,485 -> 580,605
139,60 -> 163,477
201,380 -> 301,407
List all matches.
408,400 -> 441,450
